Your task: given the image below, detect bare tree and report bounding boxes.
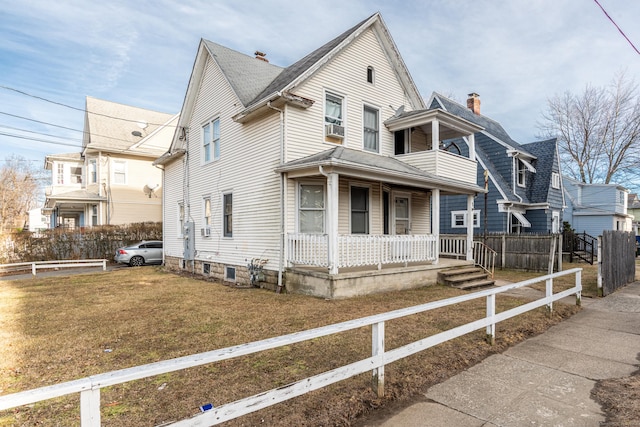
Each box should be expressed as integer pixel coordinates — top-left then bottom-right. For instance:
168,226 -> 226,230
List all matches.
0,155 -> 43,232
538,72 -> 640,186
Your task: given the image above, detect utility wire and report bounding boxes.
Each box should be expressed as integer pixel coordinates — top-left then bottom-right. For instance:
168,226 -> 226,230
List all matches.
0,111 -> 153,145
593,0 -> 640,55
0,131 -> 83,148
0,85 -> 178,127
0,124 -> 83,143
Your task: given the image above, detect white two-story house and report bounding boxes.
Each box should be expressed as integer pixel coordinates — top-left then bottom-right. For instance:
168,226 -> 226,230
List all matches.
156,13 -> 486,298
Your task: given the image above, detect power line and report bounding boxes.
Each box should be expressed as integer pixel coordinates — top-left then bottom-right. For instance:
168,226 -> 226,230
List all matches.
593,0 -> 640,55
0,85 -> 178,127
0,111 -> 153,145
0,131 -> 83,148
0,124 -> 83,143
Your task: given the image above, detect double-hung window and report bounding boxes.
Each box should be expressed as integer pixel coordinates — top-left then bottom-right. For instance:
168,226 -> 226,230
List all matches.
203,118 -> 220,163
517,159 -> 526,187
203,197 -> 211,230
178,202 -> 185,236
351,186 -> 369,234
325,93 -> 343,126
113,160 -> 126,184
91,205 -> 98,226
299,184 -> 325,233
363,106 -> 379,152
56,164 -> 64,184
223,193 -> 233,237
88,159 -> 97,184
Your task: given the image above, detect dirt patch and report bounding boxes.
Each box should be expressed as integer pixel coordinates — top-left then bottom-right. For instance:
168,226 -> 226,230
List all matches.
592,368 -> 640,426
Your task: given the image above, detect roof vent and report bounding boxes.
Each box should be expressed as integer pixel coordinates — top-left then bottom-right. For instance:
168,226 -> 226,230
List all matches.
132,131 -> 143,137
254,50 -> 269,62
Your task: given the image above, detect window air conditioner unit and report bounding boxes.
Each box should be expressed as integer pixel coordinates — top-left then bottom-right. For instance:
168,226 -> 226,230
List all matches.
325,123 -> 345,139
201,227 -> 211,237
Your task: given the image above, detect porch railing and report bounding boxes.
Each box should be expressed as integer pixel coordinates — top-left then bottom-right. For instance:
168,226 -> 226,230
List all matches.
439,235 -> 496,277
287,234 -> 437,270
473,241 -> 496,278
337,234 -> 437,268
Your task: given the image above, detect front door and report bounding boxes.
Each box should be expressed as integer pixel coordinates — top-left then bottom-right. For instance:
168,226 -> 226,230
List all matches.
394,196 -> 410,235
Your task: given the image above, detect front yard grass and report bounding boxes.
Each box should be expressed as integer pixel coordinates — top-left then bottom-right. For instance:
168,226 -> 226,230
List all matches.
0,266 -> 581,426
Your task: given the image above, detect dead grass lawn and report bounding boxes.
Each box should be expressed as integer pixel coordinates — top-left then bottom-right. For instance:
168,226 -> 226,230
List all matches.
0,267 -> 580,426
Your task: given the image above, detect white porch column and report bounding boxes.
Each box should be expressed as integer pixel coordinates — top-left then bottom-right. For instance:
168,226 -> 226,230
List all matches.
432,188 -> 440,264
468,133 -> 476,161
431,119 -> 439,151
326,172 -> 339,274
466,194 -> 474,261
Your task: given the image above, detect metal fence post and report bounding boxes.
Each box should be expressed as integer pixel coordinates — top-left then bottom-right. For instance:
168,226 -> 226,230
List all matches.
486,294 -> 495,345
371,321 -> 385,397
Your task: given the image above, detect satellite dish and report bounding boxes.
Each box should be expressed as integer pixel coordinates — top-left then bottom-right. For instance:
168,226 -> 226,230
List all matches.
394,105 -> 405,117
147,182 -> 159,190
131,130 -> 143,137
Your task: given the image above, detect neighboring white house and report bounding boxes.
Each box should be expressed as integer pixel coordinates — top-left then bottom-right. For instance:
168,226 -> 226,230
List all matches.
28,207 -> 49,232
44,97 -> 178,228
156,12 -> 486,298
563,176 -> 633,237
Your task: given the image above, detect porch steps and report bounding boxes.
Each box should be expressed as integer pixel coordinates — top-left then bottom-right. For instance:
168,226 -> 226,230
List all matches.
438,267 -> 495,291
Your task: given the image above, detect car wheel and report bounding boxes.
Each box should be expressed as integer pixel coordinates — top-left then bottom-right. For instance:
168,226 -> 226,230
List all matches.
129,256 -> 144,267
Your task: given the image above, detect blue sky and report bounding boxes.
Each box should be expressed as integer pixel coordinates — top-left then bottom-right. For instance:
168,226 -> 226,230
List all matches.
1,0 -> 639,175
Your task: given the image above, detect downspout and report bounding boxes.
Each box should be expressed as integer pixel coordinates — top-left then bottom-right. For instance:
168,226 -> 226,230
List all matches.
154,162 -> 166,265
267,100 -> 285,292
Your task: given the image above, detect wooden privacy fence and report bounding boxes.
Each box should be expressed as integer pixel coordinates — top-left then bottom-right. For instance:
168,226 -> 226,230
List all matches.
0,268 -> 582,426
482,233 -> 562,272
598,230 -> 636,296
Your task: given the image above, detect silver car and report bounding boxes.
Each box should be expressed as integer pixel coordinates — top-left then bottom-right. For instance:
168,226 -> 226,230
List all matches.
114,241 -> 163,266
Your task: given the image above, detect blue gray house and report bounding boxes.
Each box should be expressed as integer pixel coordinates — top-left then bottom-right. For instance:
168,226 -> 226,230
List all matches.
429,93 -> 565,235
563,177 -> 632,237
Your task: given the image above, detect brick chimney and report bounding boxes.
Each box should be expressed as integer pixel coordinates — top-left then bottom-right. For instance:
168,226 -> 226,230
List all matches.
254,50 -> 269,62
467,92 -> 481,115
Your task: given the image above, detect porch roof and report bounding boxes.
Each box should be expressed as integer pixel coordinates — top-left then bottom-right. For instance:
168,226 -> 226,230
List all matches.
384,108 -> 484,139
44,190 -> 105,209
275,147 -> 486,195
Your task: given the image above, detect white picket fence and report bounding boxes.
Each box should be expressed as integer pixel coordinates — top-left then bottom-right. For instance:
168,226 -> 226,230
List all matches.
0,259 -> 107,276
0,268 -> 582,426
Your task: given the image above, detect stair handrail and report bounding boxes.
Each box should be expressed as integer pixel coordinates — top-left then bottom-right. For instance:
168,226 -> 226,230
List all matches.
473,240 -> 496,278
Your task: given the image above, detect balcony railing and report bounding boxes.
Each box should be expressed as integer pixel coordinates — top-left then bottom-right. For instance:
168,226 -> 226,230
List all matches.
395,150 -> 477,184
287,234 -> 437,270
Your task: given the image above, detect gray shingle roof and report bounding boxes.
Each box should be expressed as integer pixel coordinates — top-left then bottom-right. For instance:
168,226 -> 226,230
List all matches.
203,40 -> 283,106
431,94 -> 529,153
277,146 -> 485,194
522,138 -> 558,203
249,14 -> 375,106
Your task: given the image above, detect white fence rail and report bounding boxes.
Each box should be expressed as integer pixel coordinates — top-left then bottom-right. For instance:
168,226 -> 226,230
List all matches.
0,268 -> 582,426
0,259 -> 107,276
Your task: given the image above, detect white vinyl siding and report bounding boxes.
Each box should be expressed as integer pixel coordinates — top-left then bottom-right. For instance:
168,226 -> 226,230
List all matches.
284,27 -> 413,161
183,54 -> 282,268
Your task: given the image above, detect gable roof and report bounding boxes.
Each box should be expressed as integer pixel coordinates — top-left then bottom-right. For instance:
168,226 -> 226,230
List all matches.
429,93 -> 532,156
170,12 -> 425,148
202,40 -> 283,106
83,97 -> 177,157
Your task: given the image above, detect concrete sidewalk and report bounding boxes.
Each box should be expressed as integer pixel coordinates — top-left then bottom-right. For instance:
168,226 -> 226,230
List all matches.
366,282 -> 640,426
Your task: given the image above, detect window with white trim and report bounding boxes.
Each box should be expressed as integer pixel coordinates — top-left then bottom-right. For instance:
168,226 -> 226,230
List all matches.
325,93 -> 343,126
203,118 -> 220,163
552,172 -> 560,189
517,159 -> 526,187
88,159 -> 97,184
113,160 -> 126,185
178,202 -> 184,236
91,205 -> 98,226
56,164 -> 64,184
363,105 -> 379,153
350,186 -> 369,234
70,166 -> 82,184
223,193 -> 232,237
203,197 -> 211,228
299,184 -> 325,233
451,210 -> 480,228
366,66 -> 374,84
